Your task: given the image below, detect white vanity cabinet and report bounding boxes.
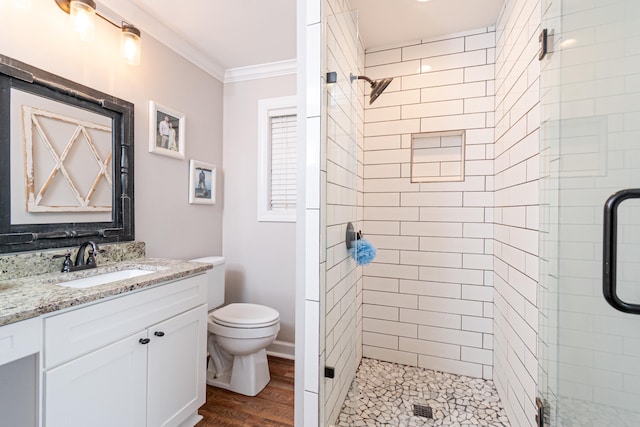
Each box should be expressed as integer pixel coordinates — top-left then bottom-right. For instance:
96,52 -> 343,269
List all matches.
0,316 -> 40,365
42,274 -> 207,427
0,317 -> 41,427
45,329 -> 148,426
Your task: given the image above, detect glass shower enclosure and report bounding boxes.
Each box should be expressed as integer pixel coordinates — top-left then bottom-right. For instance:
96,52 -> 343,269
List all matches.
539,0 -> 640,425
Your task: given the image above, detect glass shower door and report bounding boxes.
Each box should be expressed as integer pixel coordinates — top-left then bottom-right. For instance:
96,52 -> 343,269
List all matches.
539,0 -> 640,425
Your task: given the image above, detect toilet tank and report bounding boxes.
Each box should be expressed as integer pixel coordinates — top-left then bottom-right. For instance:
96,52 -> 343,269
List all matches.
189,256 -> 225,310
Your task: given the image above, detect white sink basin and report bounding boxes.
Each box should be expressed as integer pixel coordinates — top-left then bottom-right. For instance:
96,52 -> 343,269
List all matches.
55,269 -> 154,289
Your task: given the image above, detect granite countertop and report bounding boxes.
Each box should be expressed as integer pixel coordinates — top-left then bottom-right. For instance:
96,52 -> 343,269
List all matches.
0,258 -> 212,327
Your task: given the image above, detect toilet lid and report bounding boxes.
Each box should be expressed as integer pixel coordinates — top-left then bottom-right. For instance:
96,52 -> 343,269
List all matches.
211,303 -> 280,328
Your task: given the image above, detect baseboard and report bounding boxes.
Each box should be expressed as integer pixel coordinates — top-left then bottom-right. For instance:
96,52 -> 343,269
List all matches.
267,340 -> 295,360
178,413 -> 203,427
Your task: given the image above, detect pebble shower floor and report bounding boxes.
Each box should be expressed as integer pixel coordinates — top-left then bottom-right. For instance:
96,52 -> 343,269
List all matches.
337,358 -> 511,427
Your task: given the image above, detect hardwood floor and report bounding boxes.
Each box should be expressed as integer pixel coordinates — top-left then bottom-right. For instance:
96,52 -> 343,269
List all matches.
197,356 -> 295,427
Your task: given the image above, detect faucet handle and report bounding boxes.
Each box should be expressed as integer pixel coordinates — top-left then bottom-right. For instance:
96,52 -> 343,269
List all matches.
53,253 -> 72,273
86,248 -> 97,266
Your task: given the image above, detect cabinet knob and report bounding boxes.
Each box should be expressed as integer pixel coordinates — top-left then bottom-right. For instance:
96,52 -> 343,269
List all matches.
154,331 -> 165,337
139,338 -> 151,345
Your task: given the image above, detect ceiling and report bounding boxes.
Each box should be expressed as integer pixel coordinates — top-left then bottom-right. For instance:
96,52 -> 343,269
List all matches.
350,0 -> 504,50
129,0 -> 297,71
105,0 -> 504,79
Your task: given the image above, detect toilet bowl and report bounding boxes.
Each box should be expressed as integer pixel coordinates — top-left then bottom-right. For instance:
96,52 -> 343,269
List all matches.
189,256 -> 281,397
207,303 -> 280,396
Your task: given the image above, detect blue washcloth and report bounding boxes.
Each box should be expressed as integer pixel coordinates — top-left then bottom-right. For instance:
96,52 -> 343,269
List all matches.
349,238 -> 377,266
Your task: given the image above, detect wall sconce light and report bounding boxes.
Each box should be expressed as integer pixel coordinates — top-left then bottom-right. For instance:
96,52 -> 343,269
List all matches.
121,23 -> 141,66
55,0 -> 141,65
70,0 -> 96,41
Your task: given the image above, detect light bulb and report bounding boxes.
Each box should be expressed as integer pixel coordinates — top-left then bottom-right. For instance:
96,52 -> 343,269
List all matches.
70,0 -> 96,42
121,24 -> 141,65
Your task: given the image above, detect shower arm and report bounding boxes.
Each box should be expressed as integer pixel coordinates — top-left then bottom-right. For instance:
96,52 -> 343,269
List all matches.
350,74 -> 374,85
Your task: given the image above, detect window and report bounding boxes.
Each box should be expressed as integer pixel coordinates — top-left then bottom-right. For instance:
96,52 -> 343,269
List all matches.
257,96 -> 297,222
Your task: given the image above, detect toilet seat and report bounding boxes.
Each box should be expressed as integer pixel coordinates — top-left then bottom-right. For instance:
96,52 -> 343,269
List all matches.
211,303 -> 279,328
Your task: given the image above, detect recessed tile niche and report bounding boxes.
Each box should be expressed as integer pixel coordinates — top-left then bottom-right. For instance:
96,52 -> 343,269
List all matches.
410,130 -> 466,183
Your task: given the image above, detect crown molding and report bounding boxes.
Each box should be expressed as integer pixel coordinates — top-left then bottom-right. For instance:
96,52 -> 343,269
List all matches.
96,2 -> 295,83
97,0 -> 226,81
224,59 -> 297,84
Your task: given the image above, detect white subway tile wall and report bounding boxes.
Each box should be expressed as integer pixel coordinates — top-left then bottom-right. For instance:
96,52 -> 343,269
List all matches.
322,1 -> 364,425
302,0 -> 322,424
300,2 -> 553,427
362,27 -> 497,383
493,0 -> 540,427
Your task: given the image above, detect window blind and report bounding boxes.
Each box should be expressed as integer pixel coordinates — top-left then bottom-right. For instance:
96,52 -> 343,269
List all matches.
270,114 -> 296,211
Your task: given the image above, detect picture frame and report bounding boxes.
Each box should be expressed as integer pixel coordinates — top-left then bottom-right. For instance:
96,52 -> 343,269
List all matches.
189,160 -> 216,205
149,100 -> 185,159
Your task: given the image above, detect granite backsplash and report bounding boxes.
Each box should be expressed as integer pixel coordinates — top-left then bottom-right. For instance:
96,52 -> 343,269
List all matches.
0,241 -> 146,281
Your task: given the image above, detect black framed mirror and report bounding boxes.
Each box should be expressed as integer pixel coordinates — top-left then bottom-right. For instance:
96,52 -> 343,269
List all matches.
0,54 -> 134,253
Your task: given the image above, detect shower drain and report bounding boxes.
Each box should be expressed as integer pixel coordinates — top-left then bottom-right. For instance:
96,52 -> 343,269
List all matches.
413,404 -> 433,418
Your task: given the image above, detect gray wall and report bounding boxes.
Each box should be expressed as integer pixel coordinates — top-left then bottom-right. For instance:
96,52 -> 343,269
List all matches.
0,0 -> 223,259
222,74 -> 296,345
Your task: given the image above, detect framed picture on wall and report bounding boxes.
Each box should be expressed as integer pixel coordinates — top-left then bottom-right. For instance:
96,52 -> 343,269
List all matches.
149,100 -> 185,159
189,160 -> 216,205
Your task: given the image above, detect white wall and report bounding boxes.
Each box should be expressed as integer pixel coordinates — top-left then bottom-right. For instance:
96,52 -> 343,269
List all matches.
322,2 -> 364,425
0,0 -> 223,260
300,1 -> 545,426
362,27 -> 496,379
359,6 -> 543,425
493,0 -> 541,425
295,0 -> 364,425
297,0 -> 322,425
222,74 -> 296,346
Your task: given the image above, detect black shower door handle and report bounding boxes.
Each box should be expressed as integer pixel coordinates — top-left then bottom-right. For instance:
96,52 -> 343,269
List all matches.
603,189 -> 640,314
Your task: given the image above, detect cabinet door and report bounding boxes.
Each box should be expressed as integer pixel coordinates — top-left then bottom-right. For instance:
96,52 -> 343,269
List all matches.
147,305 -> 207,427
44,330 -> 148,427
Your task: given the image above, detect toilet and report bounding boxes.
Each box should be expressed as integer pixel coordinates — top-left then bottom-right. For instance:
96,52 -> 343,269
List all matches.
190,256 -> 280,397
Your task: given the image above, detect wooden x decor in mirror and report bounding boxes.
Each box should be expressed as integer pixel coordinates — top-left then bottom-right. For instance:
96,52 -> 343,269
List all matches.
23,105 -> 113,213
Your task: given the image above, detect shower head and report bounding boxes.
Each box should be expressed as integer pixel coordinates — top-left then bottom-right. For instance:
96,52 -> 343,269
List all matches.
369,77 -> 393,104
351,74 -> 394,104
